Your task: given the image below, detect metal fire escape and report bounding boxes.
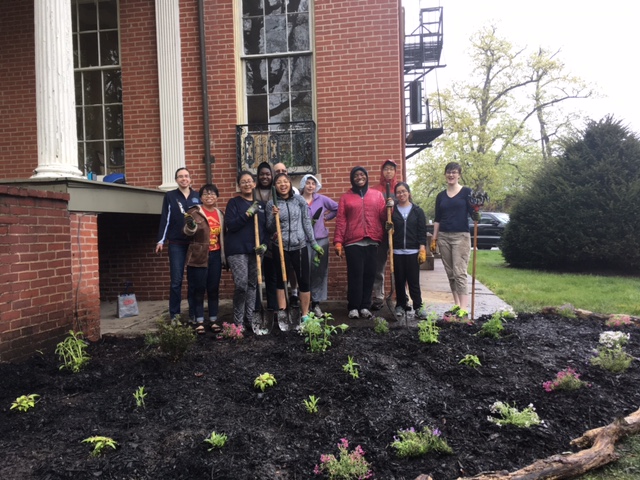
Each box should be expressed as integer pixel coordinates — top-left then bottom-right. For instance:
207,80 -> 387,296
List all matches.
404,6 -> 445,159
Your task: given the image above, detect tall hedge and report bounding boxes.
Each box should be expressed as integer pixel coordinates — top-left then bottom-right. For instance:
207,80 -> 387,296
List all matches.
501,117 -> 640,272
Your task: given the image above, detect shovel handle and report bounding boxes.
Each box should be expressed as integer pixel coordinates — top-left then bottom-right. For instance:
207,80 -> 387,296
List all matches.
471,220 -> 478,321
254,212 -> 263,284
387,207 -> 394,273
274,205 -> 288,283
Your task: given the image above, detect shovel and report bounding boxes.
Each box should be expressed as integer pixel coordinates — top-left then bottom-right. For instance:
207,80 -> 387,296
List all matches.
252,195 -> 273,335
469,189 -> 489,322
272,186 -> 296,331
384,184 -> 401,322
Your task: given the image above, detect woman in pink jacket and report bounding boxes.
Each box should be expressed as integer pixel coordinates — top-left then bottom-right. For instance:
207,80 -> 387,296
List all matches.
334,166 -> 389,319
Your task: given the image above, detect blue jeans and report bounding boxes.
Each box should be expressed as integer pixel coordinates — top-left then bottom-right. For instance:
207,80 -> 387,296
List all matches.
206,250 -> 222,318
168,242 -> 189,317
187,266 -> 207,321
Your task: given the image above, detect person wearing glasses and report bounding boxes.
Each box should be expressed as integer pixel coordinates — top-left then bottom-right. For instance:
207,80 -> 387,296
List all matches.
155,167 -> 201,324
224,172 -> 266,330
432,162 -> 475,318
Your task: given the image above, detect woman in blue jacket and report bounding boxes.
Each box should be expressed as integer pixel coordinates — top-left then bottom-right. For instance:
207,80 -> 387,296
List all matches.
391,182 -> 428,319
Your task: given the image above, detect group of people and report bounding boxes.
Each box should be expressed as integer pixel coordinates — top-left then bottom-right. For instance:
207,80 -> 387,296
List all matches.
155,159 -> 475,332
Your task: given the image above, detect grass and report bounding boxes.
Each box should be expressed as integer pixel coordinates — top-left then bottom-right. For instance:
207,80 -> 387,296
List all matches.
469,250 -> 640,315
468,249 -> 640,479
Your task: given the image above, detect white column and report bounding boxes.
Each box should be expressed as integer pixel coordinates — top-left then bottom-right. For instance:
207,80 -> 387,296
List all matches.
155,0 -> 186,190
32,0 -> 82,179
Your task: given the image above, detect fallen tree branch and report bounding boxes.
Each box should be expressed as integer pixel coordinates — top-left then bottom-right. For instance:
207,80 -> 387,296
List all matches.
414,407 -> 640,480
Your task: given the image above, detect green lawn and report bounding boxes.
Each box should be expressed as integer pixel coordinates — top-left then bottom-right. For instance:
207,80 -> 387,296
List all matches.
469,250 -> 640,316
468,249 -> 640,479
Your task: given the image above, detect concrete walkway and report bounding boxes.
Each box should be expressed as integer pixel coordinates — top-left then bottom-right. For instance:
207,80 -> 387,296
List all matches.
101,256 -> 511,336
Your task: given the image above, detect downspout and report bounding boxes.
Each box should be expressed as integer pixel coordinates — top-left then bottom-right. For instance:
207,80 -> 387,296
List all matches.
198,0 -> 213,183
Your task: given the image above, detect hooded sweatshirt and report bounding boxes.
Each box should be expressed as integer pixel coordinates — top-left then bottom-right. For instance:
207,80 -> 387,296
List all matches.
334,166 -> 386,246
371,159 -> 398,198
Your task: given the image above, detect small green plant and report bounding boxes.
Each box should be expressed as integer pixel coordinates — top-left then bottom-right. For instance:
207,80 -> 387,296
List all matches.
300,312 -> 348,353
488,401 -> 541,428
254,372 -> 277,392
459,354 -> 482,368
479,312 -> 505,339
314,438 -> 372,479
133,386 -> 147,408
156,320 -> 196,362
543,367 -> 588,392
204,431 -> 228,451
303,395 -> 320,414
373,316 -> 389,335
144,332 -> 160,347
417,312 -> 440,343
391,426 -> 453,458
10,394 -> 40,413
557,303 -> 577,319
590,331 -> 633,373
82,436 -> 118,456
55,330 -> 90,373
342,356 -> 360,379
443,305 -> 470,323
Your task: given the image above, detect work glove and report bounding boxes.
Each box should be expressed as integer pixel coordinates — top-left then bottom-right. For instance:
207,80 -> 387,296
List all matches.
471,211 -> 481,222
312,253 -> 322,267
254,244 -> 267,256
313,244 -> 325,256
335,243 -> 344,258
246,201 -> 260,217
430,239 -> 437,253
386,197 -> 395,208
418,249 -> 427,264
385,221 -> 394,232
185,214 -> 196,230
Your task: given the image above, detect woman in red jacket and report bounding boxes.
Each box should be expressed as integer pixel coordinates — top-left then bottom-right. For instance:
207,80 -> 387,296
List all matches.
334,166 -> 389,319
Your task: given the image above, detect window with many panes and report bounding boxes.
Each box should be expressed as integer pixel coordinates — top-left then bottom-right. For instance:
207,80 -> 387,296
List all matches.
242,0 -> 313,125
72,0 -> 123,177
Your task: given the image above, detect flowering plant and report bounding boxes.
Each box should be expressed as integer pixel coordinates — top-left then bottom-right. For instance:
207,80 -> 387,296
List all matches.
314,438 -> 372,479
591,331 -> 633,373
390,426 -> 453,458
542,367 -> 588,392
488,401 -> 541,428
220,322 -> 244,340
605,314 -> 632,328
598,331 -> 630,349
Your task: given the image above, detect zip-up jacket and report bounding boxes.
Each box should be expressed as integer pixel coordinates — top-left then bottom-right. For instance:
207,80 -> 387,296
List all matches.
334,188 -> 386,246
307,193 -> 339,240
224,196 -> 266,257
156,188 -> 201,245
266,194 -> 318,251
391,203 -> 428,250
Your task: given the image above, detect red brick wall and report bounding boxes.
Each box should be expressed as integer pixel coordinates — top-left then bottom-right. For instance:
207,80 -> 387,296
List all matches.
0,187 -> 74,362
0,0 -> 37,178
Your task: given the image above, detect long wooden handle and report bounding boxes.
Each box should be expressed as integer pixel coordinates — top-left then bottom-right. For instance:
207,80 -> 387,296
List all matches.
274,208 -> 288,283
471,220 -> 478,321
387,207 -> 394,274
254,213 -> 263,284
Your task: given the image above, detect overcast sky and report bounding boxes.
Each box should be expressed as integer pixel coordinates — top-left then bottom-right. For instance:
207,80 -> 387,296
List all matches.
403,0 -> 640,134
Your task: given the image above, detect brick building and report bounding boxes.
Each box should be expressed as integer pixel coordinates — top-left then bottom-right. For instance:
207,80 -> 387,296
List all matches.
0,0 -> 443,360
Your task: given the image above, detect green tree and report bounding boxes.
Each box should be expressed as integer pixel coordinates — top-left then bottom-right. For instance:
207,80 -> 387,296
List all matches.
410,25 -> 593,216
501,116 -> 640,272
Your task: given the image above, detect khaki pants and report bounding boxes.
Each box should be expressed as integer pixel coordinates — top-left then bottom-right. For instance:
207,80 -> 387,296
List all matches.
437,231 -> 470,295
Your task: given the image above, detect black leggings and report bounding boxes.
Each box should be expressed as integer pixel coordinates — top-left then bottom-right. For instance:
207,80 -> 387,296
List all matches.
273,247 -> 310,292
393,252 -> 422,309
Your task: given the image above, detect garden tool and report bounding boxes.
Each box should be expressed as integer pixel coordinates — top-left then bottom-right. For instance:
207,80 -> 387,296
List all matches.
468,189 -> 489,322
384,184 -> 401,323
252,193 -> 272,335
272,186 -> 297,331
311,208 -> 324,267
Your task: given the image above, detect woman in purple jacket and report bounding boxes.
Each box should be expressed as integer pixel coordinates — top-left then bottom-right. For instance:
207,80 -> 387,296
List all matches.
300,174 -> 338,317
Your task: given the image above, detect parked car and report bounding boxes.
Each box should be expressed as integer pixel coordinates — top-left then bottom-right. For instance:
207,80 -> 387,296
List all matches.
469,212 -> 509,249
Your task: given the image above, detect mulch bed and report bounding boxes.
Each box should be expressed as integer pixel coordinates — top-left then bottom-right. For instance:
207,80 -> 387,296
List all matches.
1,313 -> 639,479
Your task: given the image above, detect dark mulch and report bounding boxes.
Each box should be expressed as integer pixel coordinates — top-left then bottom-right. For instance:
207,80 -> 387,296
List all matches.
1,313 -> 639,480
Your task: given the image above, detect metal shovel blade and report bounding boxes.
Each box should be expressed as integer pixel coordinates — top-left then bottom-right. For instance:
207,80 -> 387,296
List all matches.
252,309 -> 272,335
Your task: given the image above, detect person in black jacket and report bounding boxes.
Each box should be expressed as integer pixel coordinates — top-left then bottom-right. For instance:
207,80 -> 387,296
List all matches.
391,182 -> 428,319
155,167 -> 201,324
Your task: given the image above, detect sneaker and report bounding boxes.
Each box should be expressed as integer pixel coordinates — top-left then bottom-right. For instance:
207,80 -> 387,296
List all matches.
395,306 -> 405,318
313,303 -> 323,317
289,295 -> 300,308
348,309 -> 360,319
371,300 -> 384,311
416,307 -> 428,320
359,309 -> 372,319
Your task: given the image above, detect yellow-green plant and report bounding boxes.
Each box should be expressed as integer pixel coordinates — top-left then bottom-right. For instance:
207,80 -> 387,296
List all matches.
254,372 -> 277,392
82,436 -> 118,456
342,356 -> 359,379
488,401 -> 541,428
204,431 -> 228,451
417,312 -> 440,343
373,316 -> 389,335
133,386 -> 147,408
459,354 -> 481,368
11,394 -> 40,413
299,312 -> 348,353
303,395 -> 320,414
391,426 -> 453,457
55,330 -> 90,373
